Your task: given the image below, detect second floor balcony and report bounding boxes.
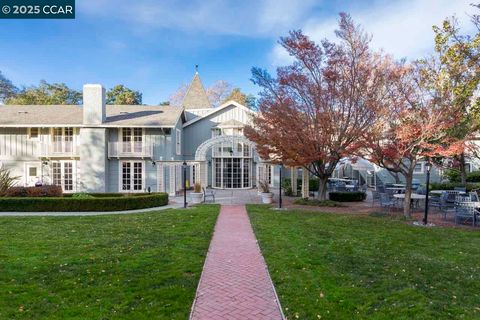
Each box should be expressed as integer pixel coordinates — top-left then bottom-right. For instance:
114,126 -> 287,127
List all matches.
40,140 -> 79,157
108,142 -> 153,159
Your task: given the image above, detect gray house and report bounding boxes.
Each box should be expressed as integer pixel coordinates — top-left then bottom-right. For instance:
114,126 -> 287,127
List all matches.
0,72 -> 279,195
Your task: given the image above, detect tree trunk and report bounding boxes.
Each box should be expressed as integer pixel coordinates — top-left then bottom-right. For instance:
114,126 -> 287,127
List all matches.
459,153 -> 467,186
316,177 -> 329,201
403,173 -> 413,219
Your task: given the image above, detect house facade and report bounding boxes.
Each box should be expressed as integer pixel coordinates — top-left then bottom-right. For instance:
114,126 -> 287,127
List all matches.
0,73 -> 280,195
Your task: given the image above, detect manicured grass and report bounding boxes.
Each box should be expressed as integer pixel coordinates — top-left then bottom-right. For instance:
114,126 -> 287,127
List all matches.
293,198 -> 344,207
247,205 -> 480,320
0,205 -> 219,319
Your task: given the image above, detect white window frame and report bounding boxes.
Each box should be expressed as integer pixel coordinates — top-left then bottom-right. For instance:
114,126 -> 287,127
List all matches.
119,160 -> 145,192
50,127 -> 76,153
413,162 -> 424,174
465,162 -> 473,173
176,129 -> 181,155
28,128 -> 40,140
119,128 -> 144,154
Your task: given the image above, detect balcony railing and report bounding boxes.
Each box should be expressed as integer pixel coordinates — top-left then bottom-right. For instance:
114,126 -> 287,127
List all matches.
40,141 -> 79,157
108,142 -> 153,158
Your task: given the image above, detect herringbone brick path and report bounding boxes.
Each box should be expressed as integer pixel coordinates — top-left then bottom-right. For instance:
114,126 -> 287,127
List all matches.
190,205 -> 284,320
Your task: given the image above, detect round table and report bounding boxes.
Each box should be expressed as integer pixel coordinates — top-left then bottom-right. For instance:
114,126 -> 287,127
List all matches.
394,194 -> 426,200
394,193 -> 426,209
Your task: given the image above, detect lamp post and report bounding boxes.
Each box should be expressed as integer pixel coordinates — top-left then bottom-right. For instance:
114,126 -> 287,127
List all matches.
423,159 -> 432,225
279,163 -> 283,209
182,161 -> 187,208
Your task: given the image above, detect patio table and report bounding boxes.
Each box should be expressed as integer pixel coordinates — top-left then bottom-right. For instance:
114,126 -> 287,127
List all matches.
394,193 -> 426,209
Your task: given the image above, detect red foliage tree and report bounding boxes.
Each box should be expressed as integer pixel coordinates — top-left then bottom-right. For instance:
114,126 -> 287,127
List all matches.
363,61 -> 465,218
245,14 -> 394,200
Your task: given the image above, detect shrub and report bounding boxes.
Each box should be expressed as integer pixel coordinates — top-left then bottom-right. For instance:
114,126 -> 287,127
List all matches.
258,180 -> 270,193
429,182 -> 480,192
71,192 -> 94,198
293,198 -> 344,207
467,171 -> 480,182
193,182 -> 202,193
0,168 -> 19,196
5,185 -> 63,197
443,169 -> 461,182
329,191 -> 366,202
0,192 -> 169,212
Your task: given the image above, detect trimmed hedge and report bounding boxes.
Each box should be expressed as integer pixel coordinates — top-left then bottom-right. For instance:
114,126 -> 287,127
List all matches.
467,171 -> 480,182
329,191 -> 366,202
429,182 -> 480,192
0,193 -> 169,212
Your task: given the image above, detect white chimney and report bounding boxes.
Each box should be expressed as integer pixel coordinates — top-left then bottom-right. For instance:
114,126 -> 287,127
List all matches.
83,84 -> 105,125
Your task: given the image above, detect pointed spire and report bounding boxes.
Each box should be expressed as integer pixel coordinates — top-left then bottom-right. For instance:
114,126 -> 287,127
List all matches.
182,67 -> 211,109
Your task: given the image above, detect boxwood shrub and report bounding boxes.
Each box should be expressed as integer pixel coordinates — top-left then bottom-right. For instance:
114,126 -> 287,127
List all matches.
329,191 -> 366,202
0,193 -> 169,212
429,182 -> 480,192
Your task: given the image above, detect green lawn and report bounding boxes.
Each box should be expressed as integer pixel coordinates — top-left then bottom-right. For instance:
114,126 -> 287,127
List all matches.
247,205 -> 480,320
0,205 -> 219,319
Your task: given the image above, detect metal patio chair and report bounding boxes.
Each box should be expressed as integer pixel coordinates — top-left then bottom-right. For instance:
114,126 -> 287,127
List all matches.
455,202 -> 479,227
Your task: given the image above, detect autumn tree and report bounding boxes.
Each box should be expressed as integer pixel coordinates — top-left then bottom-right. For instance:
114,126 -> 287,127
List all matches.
5,80 -> 82,105
364,61 -> 465,218
206,80 -> 232,107
106,85 -> 142,105
245,14 -> 393,200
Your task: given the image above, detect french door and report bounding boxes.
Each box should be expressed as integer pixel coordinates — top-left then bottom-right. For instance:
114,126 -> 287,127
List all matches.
121,128 -> 143,153
52,127 -> 74,153
121,161 -> 144,192
52,161 -> 75,191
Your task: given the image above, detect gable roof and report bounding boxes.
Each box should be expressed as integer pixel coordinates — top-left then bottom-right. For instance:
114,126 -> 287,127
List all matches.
0,105 -> 185,127
183,100 -> 254,128
182,73 -> 211,109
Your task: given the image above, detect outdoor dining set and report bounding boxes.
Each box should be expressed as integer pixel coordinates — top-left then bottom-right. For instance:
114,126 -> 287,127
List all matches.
373,184 -> 480,227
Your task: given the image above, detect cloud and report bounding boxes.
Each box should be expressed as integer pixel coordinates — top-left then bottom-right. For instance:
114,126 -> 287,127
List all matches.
78,0 -> 318,36
270,0 -> 476,66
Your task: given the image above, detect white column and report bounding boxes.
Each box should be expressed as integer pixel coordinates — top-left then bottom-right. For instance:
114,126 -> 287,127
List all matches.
291,167 -> 297,196
157,163 -> 164,192
169,165 -> 176,196
202,162 -> 208,187
302,168 -> 309,198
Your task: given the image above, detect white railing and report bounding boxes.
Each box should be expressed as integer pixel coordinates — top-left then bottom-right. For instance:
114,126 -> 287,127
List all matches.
40,141 -> 79,157
108,142 -> 153,158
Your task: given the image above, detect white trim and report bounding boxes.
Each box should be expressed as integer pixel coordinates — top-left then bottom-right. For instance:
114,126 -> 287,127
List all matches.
0,124 -> 177,128
50,160 -> 77,192
183,100 -> 255,128
176,128 -> 181,155
413,162 -> 424,174
118,160 -> 146,193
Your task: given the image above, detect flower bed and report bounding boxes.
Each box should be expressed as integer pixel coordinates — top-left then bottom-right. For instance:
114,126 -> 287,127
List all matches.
328,191 -> 366,202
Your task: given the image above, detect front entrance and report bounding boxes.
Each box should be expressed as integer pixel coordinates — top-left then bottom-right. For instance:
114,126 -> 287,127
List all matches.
25,163 -> 41,186
213,157 -> 251,189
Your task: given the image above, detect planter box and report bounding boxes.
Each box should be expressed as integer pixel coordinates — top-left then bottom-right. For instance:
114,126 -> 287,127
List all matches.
190,192 -> 203,204
261,192 -> 273,204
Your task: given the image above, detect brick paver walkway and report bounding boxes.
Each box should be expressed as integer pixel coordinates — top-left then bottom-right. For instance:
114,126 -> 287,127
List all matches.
190,205 -> 284,320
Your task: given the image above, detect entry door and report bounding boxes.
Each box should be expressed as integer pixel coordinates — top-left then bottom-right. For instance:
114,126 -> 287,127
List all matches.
121,161 -> 144,192
25,163 -> 41,186
52,161 -> 74,191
